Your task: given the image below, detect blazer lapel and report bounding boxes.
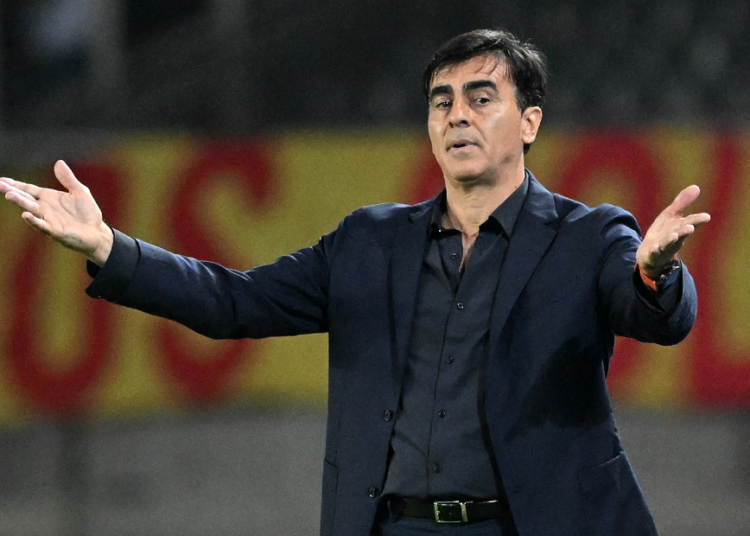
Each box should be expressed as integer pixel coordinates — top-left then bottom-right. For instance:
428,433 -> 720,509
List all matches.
488,176 -> 558,349
389,199 -> 433,380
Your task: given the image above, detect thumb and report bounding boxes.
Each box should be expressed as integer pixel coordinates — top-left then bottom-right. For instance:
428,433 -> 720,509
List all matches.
54,160 -> 86,194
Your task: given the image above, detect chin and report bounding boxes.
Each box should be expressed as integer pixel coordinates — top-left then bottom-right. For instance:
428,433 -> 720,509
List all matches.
449,167 -> 488,183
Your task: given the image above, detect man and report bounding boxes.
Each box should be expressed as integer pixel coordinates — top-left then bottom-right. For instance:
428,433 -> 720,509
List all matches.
0,29 -> 709,536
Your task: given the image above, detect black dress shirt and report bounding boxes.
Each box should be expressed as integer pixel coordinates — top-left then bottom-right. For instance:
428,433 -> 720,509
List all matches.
382,176 -> 529,500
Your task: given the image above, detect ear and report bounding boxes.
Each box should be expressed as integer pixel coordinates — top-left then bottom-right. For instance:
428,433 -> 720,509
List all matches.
520,106 -> 543,146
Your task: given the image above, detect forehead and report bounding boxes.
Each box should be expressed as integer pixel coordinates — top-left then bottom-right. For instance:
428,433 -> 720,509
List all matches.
430,55 -> 512,89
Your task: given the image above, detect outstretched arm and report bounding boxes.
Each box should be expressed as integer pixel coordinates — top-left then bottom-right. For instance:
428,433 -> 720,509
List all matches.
0,160 -> 113,266
636,185 -> 710,279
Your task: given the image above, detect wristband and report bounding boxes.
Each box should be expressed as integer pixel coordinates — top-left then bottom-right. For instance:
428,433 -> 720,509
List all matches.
636,255 -> 680,291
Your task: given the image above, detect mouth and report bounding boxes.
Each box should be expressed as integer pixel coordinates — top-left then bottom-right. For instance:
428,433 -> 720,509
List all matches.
447,140 -> 478,151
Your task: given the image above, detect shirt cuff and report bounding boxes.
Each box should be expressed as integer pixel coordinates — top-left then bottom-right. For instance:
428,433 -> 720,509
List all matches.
85,228 -> 140,301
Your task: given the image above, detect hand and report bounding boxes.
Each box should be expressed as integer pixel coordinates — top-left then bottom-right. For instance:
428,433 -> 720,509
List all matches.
636,185 -> 710,279
0,160 -> 113,266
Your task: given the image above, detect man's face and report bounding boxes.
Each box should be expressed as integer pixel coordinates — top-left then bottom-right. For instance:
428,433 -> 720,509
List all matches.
427,55 -> 541,185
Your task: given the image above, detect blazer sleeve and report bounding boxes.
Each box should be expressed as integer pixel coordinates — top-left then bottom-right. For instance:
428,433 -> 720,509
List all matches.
86,227 -> 332,339
594,205 -> 698,345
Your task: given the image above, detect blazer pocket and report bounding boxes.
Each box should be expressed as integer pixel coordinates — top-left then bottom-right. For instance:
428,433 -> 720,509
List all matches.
320,458 -> 339,536
577,453 -> 658,536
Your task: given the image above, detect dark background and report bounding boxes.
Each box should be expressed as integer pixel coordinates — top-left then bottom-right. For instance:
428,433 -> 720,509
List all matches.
2,0 -> 748,131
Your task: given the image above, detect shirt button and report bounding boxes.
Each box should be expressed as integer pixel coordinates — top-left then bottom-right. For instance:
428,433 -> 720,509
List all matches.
433,463 -> 442,473
456,302 -> 464,310
438,410 -> 446,418
383,409 -> 393,422
368,486 -> 378,498
450,252 -> 458,260
447,357 -> 455,364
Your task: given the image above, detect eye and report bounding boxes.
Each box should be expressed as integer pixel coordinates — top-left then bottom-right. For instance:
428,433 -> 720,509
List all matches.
434,99 -> 452,109
474,97 -> 490,105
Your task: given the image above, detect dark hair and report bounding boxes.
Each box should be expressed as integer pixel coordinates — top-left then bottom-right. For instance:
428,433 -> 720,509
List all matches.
423,29 -> 548,153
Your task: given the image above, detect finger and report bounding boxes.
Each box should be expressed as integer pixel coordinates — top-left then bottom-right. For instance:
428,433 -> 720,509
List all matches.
54,160 -> 85,194
0,177 -> 44,199
651,242 -> 666,257
3,184 -> 35,202
668,185 -> 702,215
667,215 -> 710,243
21,211 -> 53,235
0,177 -> 13,193
4,188 -> 41,212
667,232 -> 691,255
683,212 -> 711,228
658,222 -> 703,258
0,177 -> 18,191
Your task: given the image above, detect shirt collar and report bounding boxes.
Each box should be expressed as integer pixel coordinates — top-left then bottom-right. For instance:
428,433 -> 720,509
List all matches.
430,171 -> 529,238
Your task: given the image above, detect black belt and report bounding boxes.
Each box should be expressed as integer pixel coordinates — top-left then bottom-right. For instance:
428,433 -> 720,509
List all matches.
387,498 -> 510,524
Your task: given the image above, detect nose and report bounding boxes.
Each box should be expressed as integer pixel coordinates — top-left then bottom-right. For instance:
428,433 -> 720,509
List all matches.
447,98 -> 470,127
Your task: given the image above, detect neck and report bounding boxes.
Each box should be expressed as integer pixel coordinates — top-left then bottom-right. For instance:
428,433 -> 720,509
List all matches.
443,166 -> 525,235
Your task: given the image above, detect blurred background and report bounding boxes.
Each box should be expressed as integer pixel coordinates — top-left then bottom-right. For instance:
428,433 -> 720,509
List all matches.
0,0 -> 749,535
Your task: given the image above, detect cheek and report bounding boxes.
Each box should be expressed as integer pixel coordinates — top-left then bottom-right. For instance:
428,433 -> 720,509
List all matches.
427,123 -> 441,153
485,116 -> 515,141
428,126 -> 451,163
482,107 -> 523,144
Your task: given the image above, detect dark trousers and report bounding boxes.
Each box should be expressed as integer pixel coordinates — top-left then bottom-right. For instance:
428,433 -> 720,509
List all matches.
372,515 -> 519,536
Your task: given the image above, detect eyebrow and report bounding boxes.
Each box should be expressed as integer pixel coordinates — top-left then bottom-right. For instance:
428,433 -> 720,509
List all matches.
428,84 -> 452,102
464,79 -> 497,93
428,79 -> 498,102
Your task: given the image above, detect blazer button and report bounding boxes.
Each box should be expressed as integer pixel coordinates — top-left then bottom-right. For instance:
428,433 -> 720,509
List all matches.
368,486 -> 378,498
383,409 -> 394,421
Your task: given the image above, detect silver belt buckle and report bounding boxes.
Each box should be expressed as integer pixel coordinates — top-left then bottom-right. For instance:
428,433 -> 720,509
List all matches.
433,500 -> 471,523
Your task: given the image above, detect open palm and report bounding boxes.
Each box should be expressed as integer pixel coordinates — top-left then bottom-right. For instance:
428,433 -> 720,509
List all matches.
0,160 -> 113,264
636,185 -> 710,278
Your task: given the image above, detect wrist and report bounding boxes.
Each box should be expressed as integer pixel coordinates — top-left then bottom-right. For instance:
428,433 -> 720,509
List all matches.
89,222 -> 114,267
636,255 -> 681,291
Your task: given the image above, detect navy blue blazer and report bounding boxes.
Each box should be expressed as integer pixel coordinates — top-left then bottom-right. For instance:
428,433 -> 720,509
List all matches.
87,172 -> 697,536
